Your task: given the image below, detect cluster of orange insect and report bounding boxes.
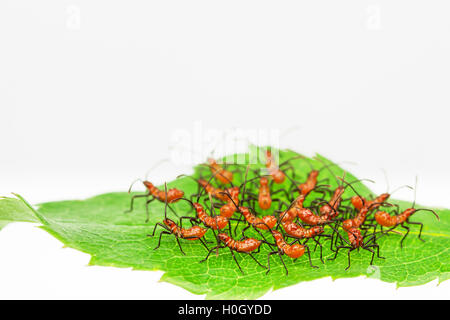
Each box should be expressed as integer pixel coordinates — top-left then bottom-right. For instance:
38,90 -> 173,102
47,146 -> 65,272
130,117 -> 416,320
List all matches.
126,150 -> 439,275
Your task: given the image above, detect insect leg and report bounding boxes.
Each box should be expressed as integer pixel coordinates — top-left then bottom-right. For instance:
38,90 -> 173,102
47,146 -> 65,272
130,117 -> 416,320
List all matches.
312,237 -> 325,264
272,199 -> 290,211
247,252 -> 267,270
229,249 -> 244,274
179,216 -> 198,228
266,251 -> 279,275
124,193 -> 149,214
175,236 -> 186,255
282,164 -> 296,180
167,203 -> 179,218
304,245 -> 318,269
408,221 -> 425,242
233,215 -> 243,236
153,231 -> 171,250
375,244 -> 385,259
365,244 -> 385,260
345,248 -> 354,270
200,245 -> 224,263
400,223 -> 410,249
240,225 -> 251,241
148,222 -> 169,237
272,188 -> 293,202
277,252 -> 288,276
198,237 -> 210,252
365,246 -> 376,265
144,197 -> 156,222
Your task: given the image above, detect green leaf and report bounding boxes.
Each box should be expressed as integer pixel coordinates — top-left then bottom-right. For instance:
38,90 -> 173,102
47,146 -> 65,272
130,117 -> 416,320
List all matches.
0,195 -> 40,230
0,148 -> 448,299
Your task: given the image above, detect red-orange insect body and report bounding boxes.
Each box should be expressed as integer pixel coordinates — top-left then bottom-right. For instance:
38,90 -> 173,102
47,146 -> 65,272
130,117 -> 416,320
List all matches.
350,196 -> 364,211
341,204 -> 373,247
298,171 -> 319,196
228,186 -> 240,199
163,218 -> 207,240
143,181 -> 184,203
280,195 -> 306,223
265,150 -> 286,184
375,208 -> 416,227
281,222 -> 324,239
297,207 -> 328,225
345,193 -> 390,232
371,193 -> 390,209
218,233 -> 261,253
342,206 -> 370,231
265,150 -> 276,168
239,206 -> 277,230
197,179 -> 229,202
351,193 -> 390,211
374,206 -> 438,248
219,187 -> 240,218
208,158 -> 233,184
258,177 -> 272,210
219,203 -> 235,218
271,230 -> 305,259
281,207 -> 298,223
319,186 -> 345,218
192,203 -> 229,230
346,227 -> 364,248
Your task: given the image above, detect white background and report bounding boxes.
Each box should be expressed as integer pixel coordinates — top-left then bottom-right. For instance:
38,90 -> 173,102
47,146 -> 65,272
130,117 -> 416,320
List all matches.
0,1 -> 449,299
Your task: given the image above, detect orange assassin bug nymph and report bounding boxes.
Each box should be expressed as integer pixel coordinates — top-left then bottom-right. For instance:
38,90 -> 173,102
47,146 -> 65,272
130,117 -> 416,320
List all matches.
148,184 -> 209,254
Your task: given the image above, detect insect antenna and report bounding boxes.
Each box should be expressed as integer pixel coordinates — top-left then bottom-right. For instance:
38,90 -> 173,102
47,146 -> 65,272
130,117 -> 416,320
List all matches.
128,159 -> 172,193
177,197 -> 195,207
196,169 -> 222,203
364,228 -> 402,243
238,173 -> 270,190
144,158 -> 170,181
414,208 -> 440,221
127,178 -> 144,193
389,184 -> 413,197
163,182 -> 169,220
176,174 -> 198,183
338,177 -> 375,207
241,165 -> 250,205
412,175 -> 418,208
283,171 -> 300,186
278,155 -> 314,170
407,176 -> 439,221
382,168 -> 413,196
313,157 -> 349,211
314,157 -> 341,185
